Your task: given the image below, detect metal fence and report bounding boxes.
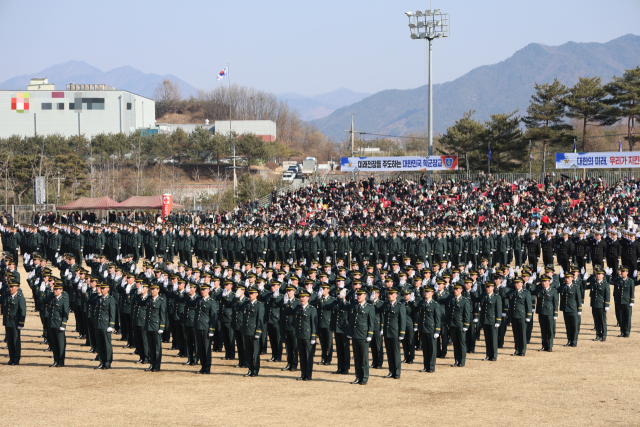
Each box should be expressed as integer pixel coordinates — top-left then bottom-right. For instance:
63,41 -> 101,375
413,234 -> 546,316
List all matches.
0,204 -> 57,225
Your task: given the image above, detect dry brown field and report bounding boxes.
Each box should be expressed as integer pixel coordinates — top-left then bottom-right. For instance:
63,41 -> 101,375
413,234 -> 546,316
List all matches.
2,261 -> 639,427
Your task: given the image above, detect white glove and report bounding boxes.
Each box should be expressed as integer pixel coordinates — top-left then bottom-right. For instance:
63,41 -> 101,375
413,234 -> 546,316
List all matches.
447,261 -> 451,269
107,327 -> 113,332
310,339 -> 316,344
577,312 -> 581,316
553,317 -> 557,320
537,266 -> 542,274
380,329 -> 384,336
559,268 -> 564,278
17,326 -> 23,330
274,287 -> 279,297
339,282 -> 345,289
409,293 -> 415,302
209,333 -> 214,337
630,303 -> 634,307
339,289 -> 347,299
254,335 -> 259,339
235,290 -> 241,298
501,313 -> 506,317
158,330 -> 164,334
494,323 -> 499,328
398,336 -> 404,341
413,327 -> 418,332
473,318 -> 478,323
509,267 -> 514,279
433,333 -> 439,338
605,307 -> 609,311
463,328 -> 468,332
525,318 -> 530,323
55,252 -> 59,258
347,336 -> 352,339
35,278 -> 40,285
317,289 -> 322,298
369,293 -> 375,301
583,272 -> 589,281
634,271 -> 638,278
580,267 -> 585,274
60,327 -> 65,331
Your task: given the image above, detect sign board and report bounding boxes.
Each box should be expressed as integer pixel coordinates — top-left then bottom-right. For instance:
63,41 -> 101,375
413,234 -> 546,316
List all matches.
555,152 -> 640,169
162,194 -> 173,219
34,176 -> 46,205
340,155 -> 458,172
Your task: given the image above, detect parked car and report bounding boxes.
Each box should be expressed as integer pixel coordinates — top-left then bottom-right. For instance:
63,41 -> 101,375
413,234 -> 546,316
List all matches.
282,171 -> 295,182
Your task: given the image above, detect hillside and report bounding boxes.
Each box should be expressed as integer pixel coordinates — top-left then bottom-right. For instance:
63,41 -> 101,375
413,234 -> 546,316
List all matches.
311,34 -> 640,141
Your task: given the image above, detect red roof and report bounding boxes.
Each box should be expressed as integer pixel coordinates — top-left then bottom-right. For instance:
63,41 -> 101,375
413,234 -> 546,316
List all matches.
116,196 -> 185,210
57,196 -> 120,211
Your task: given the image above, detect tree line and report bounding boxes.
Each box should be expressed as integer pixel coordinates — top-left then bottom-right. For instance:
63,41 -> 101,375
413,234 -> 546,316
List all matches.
438,67 -> 640,173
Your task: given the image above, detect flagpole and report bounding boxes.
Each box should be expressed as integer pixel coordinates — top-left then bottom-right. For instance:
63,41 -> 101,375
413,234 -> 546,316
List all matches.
529,140 -> 532,180
487,142 -> 490,174
228,63 -> 237,199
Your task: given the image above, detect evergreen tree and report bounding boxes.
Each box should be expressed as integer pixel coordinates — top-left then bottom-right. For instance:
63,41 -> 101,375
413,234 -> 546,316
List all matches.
482,110 -> 526,173
605,66 -> 640,150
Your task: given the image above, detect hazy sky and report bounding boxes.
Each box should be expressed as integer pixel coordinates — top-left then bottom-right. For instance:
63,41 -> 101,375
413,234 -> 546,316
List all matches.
1,0 -> 638,96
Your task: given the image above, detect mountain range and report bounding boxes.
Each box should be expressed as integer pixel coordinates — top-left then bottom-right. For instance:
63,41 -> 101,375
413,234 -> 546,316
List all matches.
311,34 -> 640,142
278,88 -> 371,120
0,60 -> 199,99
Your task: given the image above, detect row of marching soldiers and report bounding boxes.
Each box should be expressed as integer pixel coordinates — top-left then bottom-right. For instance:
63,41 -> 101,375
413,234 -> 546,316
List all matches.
14,251 -> 635,382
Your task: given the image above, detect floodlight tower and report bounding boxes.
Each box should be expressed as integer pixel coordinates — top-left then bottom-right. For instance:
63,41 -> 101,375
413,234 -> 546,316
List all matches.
405,9 -> 450,157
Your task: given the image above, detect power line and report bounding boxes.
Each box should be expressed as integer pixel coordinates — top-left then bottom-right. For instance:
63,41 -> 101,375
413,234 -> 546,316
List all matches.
358,132 -> 428,140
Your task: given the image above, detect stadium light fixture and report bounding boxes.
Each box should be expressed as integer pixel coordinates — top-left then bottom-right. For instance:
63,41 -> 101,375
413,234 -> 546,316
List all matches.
405,7 -> 450,159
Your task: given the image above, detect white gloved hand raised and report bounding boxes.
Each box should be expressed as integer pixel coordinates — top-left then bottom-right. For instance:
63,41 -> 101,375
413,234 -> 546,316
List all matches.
283,294 -> 290,304
409,293 -> 415,302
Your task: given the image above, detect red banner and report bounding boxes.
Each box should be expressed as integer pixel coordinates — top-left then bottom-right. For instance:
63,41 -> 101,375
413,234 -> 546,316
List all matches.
162,194 -> 173,220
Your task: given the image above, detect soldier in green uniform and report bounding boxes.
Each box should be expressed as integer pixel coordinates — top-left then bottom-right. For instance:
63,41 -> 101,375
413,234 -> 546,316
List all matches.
412,285 -> 441,372
47,281 -> 70,367
446,284 -> 471,367
614,266 -> 634,337
1,282 -> 26,365
315,283 -> 335,365
279,285 -> 299,372
182,281 -> 198,366
382,288 -> 405,379
194,283 -> 217,375
590,269 -> 610,341
369,286 -> 385,370
145,284 -> 167,372
133,281 -> 150,364
95,282 -> 116,369
535,276 -> 558,351
559,274 -> 582,347
508,278 -> 532,356
480,282 -> 502,361
242,286 -> 264,377
339,286 -> 374,385
291,288 -> 317,381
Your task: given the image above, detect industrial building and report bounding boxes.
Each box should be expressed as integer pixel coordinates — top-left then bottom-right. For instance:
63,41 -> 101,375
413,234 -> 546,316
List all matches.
0,78 -> 155,138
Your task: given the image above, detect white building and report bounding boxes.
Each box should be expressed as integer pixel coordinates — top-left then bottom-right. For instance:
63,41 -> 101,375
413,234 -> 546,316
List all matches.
0,78 -> 155,138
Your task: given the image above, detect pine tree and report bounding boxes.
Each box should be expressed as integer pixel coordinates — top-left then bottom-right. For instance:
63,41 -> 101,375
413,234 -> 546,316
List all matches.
522,78 -> 572,170
564,76 -> 616,151
438,110 -> 485,170
482,110 -> 526,173
605,67 -> 640,151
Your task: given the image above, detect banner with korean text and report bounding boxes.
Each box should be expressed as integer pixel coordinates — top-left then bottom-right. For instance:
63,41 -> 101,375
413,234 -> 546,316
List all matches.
340,155 -> 458,172
555,152 -> 640,169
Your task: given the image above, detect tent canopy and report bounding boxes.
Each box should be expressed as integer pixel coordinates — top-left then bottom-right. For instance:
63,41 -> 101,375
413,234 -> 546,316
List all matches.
57,196 -> 120,211
116,196 -> 185,210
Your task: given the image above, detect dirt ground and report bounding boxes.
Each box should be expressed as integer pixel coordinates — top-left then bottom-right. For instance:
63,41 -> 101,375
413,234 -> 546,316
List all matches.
2,261 -> 639,427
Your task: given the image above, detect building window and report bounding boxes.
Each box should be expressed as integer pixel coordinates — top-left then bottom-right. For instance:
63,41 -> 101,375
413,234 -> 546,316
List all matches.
69,103 -> 75,109
41,103 -> 52,110
57,103 -> 64,110
127,102 -> 132,110
82,97 -> 104,110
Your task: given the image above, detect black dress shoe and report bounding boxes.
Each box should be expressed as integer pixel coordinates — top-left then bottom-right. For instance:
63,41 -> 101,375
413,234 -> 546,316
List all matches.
359,381 -> 367,386
45,347 -> 51,351
297,377 -> 305,381
95,364 -> 104,370
489,358 -> 497,361
234,364 -> 243,368
333,370 -> 343,374
145,367 -> 153,371
545,348 -> 553,352
93,356 -> 99,361
102,365 -> 111,370
49,362 -> 58,367
392,375 -> 400,379
243,373 -> 252,377
303,377 -> 312,381
152,368 -> 160,372
511,352 -> 520,356
373,365 -> 382,369
269,358 -> 276,362
183,361 -> 192,366
458,363 -> 465,367
56,363 -> 64,367
289,367 -> 297,372
419,368 -> 428,372
350,379 -> 361,384
6,361 -> 14,365
593,337 -> 601,341
385,373 -> 393,378
482,357 -> 491,360
281,365 -> 291,371
570,343 -> 577,347
538,348 -> 547,351
196,370 -> 204,374
136,359 -> 145,364
564,342 -> 571,347
317,361 -> 325,365
451,363 -> 459,367
600,338 -> 606,342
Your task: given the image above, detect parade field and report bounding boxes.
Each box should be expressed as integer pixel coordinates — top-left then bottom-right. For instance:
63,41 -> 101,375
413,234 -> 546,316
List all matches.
2,261 -> 639,427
